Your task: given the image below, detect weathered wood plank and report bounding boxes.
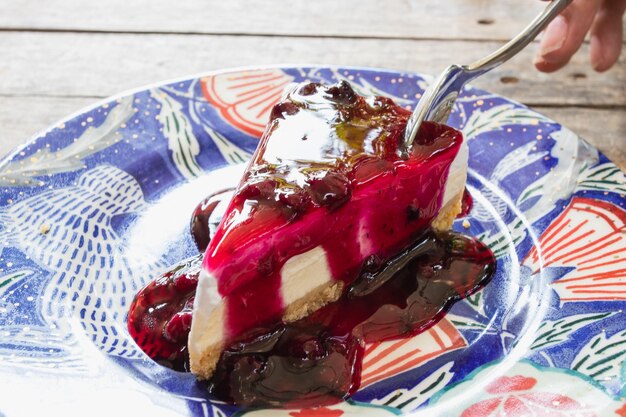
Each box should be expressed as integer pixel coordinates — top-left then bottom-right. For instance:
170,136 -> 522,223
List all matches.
0,32 -> 623,106
0,0 -> 550,40
3,1 -> 624,41
1,96 -> 624,170
0,96 -> 95,158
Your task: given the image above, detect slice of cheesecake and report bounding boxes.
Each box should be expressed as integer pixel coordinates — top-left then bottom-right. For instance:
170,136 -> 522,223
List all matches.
189,81 -> 468,379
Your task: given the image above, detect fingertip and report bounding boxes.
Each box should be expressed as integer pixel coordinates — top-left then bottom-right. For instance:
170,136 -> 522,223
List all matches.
534,55 -> 569,73
534,0 -> 603,72
591,48 -> 620,73
538,15 -> 568,58
590,35 -> 609,72
533,56 -> 550,72
589,7 -> 624,73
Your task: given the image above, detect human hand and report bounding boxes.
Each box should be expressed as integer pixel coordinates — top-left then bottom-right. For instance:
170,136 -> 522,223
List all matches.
534,0 -> 626,72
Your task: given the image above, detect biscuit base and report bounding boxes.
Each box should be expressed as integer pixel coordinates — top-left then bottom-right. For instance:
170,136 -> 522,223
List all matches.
190,190 -> 464,380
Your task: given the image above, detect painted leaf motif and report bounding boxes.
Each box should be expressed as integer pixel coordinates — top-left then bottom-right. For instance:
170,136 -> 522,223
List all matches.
477,218 -> 526,260
371,362 -> 454,411
0,325 -> 74,356
492,142 -> 547,185
0,165 -> 165,373
447,313 -> 494,333
470,137 -> 559,225
461,398 -> 502,417
465,290 -> 484,311
0,97 -> 133,186
152,89 -> 203,178
0,269 -> 32,293
572,330 -> 626,381
460,104 -> 552,140
472,128 -> 598,260
206,128 -> 252,165
467,166 -> 529,260
576,162 -> 626,194
0,270 -> 34,320
531,312 -> 614,351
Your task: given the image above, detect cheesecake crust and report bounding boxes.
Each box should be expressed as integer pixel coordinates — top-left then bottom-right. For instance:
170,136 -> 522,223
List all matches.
283,280 -> 344,323
432,190 -> 464,232
190,341 -> 223,380
189,189 -> 464,380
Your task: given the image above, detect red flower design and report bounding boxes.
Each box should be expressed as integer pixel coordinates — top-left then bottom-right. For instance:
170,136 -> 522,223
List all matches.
201,70 -> 294,137
485,375 -> 537,394
523,197 -> 626,302
461,375 -> 598,417
289,407 -> 344,417
360,318 -> 466,387
615,403 -> 626,416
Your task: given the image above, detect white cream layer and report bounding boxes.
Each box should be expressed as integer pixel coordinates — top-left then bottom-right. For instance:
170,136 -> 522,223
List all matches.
189,140 -> 468,373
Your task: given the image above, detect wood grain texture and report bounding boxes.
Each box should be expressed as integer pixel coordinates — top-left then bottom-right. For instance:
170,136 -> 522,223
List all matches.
0,96 -> 94,158
0,1 -> 623,171
0,32 -> 624,106
1,96 -> 623,170
0,0 -> 550,40
2,1 -> 624,41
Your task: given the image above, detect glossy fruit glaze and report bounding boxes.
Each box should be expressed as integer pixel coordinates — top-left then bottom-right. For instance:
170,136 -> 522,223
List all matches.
127,80 -> 491,408
127,255 -> 201,371
190,186 -> 473,255
459,188 -> 474,218
202,81 -> 465,340
209,230 -> 495,408
190,188 -> 234,252
128,221 -> 495,407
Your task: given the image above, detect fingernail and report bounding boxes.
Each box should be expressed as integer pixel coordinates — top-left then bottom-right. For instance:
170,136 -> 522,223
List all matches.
539,15 -> 568,59
533,55 -> 546,67
590,34 -> 605,71
533,56 -> 554,73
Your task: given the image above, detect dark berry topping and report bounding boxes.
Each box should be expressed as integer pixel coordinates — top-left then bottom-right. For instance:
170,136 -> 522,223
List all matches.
129,231 -> 495,407
128,81 -> 485,409
325,81 -> 358,105
307,170 -> 351,210
190,188 -> 234,252
270,101 -> 300,120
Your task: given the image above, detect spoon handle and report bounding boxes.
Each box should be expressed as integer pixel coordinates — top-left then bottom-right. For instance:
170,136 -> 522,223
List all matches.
402,0 -> 573,155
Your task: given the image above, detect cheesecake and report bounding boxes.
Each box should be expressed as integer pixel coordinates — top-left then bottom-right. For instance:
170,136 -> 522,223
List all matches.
188,81 -> 468,379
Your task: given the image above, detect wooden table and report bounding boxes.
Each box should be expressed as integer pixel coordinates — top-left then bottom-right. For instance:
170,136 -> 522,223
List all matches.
1,0 -> 624,169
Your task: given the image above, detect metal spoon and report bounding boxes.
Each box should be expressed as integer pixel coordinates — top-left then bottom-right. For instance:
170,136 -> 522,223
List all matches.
402,0 -> 572,154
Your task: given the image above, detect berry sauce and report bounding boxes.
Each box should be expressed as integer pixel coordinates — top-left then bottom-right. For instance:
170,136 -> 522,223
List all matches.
209,230 -> 495,408
459,188 -> 474,218
203,81 -> 465,340
127,256 -> 201,371
128,227 -> 495,408
190,188 -> 234,252
127,80 -> 495,409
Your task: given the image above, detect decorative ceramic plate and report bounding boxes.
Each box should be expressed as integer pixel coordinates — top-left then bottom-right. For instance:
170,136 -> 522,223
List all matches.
0,66 -> 625,417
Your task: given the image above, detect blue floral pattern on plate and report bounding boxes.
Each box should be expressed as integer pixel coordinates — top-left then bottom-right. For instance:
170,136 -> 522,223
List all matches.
0,66 -> 625,416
